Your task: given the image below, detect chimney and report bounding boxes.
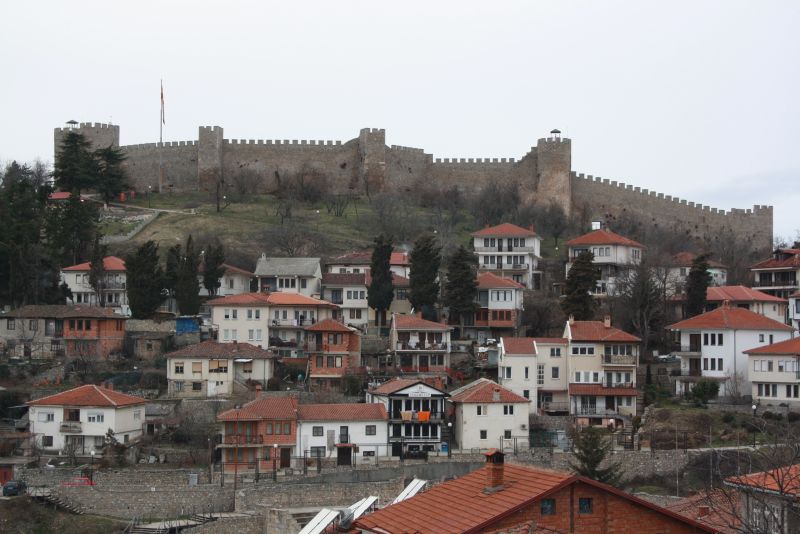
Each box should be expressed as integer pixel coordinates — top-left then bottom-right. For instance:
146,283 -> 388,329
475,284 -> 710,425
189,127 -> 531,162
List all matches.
255,384 -> 264,398
492,387 -> 501,402
106,382 -> 114,391
529,224 -> 535,233
484,449 -> 505,493
603,315 -> 611,328
697,505 -> 710,518
568,314 -> 575,326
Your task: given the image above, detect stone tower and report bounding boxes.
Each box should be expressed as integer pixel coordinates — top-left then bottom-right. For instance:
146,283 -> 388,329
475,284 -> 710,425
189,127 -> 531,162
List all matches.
358,128 -> 386,195
198,126 -> 224,194
535,132 -> 572,214
53,122 -> 120,160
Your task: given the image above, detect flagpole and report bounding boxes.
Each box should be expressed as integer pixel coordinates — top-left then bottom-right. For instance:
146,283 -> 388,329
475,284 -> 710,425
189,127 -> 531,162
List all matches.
159,79 -> 164,194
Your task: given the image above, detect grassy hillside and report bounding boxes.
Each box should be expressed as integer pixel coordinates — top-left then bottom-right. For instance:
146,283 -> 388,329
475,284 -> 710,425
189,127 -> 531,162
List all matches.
0,497 -> 126,533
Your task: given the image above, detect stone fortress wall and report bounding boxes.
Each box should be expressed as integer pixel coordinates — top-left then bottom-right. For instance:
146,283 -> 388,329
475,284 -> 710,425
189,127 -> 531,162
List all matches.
55,122 -> 773,251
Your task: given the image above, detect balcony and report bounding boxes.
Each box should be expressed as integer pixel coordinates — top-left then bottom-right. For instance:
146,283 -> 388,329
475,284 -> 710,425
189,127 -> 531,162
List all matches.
223,434 -> 264,445
601,380 -> 635,389
602,354 -> 636,366
540,402 -> 569,412
576,407 -> 630,417
674,345 -> 702,355
389,411 -> 444,422
60,421 -> 82,433
271,318 -> 317,328
395,341 -> 448,351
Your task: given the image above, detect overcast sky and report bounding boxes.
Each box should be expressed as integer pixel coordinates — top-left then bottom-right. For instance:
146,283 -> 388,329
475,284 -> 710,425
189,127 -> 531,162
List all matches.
2,1 -> 798,238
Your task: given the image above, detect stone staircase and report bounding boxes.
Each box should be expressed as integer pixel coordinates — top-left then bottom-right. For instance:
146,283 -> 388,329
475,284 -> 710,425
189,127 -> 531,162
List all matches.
28,487 -> 85,515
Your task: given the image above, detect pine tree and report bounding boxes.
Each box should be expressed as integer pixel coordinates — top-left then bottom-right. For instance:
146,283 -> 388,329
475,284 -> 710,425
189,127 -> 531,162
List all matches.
163,244 -> 182,296
443,245 -> 478,337
202,243 -> 226,297
561,250 -> 599,321
686,253 -> 711,317
408,233 -> 441,320
368,235 -> 394,326
125,241 -> 164,319
88,235 -> 107,307
94,145 -> 129,205
570,426 -> 622,486
175,235 -> 201,315
46,193 -> 99,266
52,131 -> 97,193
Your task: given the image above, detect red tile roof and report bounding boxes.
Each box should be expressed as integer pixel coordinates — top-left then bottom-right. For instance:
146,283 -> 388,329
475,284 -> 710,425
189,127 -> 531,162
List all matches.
665,490 -> 740,533
63,256 -> 126,272
391,252 -> 410,266
368,377 -> 447,396
4,305 -> 127,319
477,272 -> 524,289
321,272 -> 366,286
705,286 -> 786,303
726,464 -> 800,497
166,340 -> 275,359
304,318 -> 353,333
354,465 -> 715,534
297,403 -> 387,421
744,337 -> 800,355
217,395 -> 298,421
672,252 -> 727,269
568,321 -> 641,342
365,271 -> 410,288
393,313 -> 450,331
532,337 -> 568,345
501,337 -> 536,355
206,292 -> 336,308
48,191 -> 73,201
668,305 -> 794,332
27,385 -> 145,407
751,249 -> 800,270
450,378 -> 529,404
569,384 -> 638,397
198,262 -> 254,277
328,251 -> 410,266
566,228 -> 644,248
471,223 -> 538,237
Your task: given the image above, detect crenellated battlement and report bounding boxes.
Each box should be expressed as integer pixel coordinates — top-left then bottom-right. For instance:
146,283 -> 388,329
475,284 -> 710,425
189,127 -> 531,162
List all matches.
434,157 -> 516,164
54,122 -> 117,134
124,140 -> 198,150
390,145 -> 426,154
223,138 -> 343,146
537,136 -> 571,144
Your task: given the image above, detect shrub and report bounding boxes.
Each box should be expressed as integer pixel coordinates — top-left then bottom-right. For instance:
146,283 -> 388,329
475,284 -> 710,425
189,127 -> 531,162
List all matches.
721,412 -> 736,424
788,412 -> 800,423
691,380 -> 720,404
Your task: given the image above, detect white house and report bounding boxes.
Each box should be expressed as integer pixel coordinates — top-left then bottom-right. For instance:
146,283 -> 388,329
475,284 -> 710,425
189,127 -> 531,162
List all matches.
498,336 -> 569,413
198,263 -> 254,297
461,273 -> 525,342
744,337 -> 800,409
789,291 -> 800,331
389,313 -> 452,375
165,340 -> 275,398
668,252 -> 728,290
366,377 -> 449,457
61,256 -> 129,316
669,304 -> 795,398
751,248 -> 800,299
565,228 -> 644,296
449,378 -> 530,452
671,286 -> 788,323
27,384 -> 145,455
296,403 -> 389,463
254,255 -> 322,297
471,223 -> 542,289
320,272 -> 370,330
326,251 -> 411,279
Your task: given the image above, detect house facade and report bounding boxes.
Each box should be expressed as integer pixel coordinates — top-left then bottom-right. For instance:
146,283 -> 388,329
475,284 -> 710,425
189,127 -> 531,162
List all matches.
198,263 -> 254,297
27,385 -> 145,455
326,250 -> 411,278
305,319 -> 362,389
296,403 -> 389,464
565,228 -> 644,296
791,291 -> 800,331
564,317 -> 640,427
320,272 -> 370,330
669,305 -> 795,398
61,256 -> 129,316
254,255 -> 322,297
366,378 -> 449,457
497,337 -> 569,413
0,305 -> 126,360
472,223 -> 542,289
165,340 -> 275,398
449,378 -> 530,451
668,252 -> 728,290
751,248 -> 800,299
390,313 -> 451,375
217,395 -> 298,473
671,286 -> 788,323
459,273 -> 524,342
744,337 -> 800,408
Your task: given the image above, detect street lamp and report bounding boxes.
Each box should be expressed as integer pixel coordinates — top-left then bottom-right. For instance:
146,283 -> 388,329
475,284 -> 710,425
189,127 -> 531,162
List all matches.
90,450 -> 95,483
147,185 -> 152,208
752,404 -> 758,448
447,422 -> 453,459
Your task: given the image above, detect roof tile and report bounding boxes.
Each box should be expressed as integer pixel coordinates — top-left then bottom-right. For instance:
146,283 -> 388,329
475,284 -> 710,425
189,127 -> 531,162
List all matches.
297,403 -> 387,421
218,395 -> 298,421
166,340 -> 275,359
63,256 -> 126,272
668,306 -> 794,332
471,223 -> 538,237
393,313 -> 450,331
27,385 -> 145,407
569,321 -> 641,342
477,272 -> 525,289
566,228 -> 644,248
449,378 -> 529,403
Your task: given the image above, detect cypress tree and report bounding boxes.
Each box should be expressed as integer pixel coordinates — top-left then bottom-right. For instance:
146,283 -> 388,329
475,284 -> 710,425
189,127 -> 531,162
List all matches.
125,241 -> 164,319
202,243 -> 226,297
94,145 -> 130,205
163,244 -> 182,297
686,253 -> 711,317
443,245 -> 478,337
561,250 -> 599,321
88,235 -> 107,307
408,234 -> 441,320
53,131 -> 97,193
175,235 -> 201,315
368,235 -> 394,326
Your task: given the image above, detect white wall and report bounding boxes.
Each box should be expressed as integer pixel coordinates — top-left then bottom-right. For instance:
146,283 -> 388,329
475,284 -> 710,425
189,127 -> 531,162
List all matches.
454,401 -> 529,451
29,404 -> 143,453
211,306 -> 269,347
297,419 -> 389,457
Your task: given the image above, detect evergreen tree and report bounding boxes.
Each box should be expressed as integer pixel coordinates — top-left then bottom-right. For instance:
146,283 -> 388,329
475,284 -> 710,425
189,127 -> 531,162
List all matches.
570,426 -> 622,486
686,253 -> 711,317
175,235 -> 201,315
368,235 -> 394,326
562,250 -> 599,321
408,234 -> 441,320
443,245 -> 478,336
45,193 -> 99,266
94,145 -> 130,205
125,241 -> 164,319
163,244 -> 182,296
202,243 -> 226,297
88,235 -> 107,307
52,131 -> 97,193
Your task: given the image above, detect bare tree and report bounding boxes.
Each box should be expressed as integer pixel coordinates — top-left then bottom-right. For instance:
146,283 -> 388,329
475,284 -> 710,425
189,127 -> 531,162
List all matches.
724,370 -> 747,404
325,193 -> 352,217
230,168 -> 262,200
264,225 -> 321,257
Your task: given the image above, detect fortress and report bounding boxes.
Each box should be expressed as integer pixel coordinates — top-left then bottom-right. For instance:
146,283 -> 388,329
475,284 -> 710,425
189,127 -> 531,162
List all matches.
54,122 -> 773,251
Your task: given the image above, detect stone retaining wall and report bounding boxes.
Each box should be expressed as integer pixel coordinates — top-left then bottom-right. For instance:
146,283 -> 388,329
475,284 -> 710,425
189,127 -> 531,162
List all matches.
21,466 -> 210,488
237,478 -> 405,512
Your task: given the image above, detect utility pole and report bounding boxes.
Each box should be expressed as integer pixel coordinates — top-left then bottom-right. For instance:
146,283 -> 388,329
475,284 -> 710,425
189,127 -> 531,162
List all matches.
675,424 -> 679,497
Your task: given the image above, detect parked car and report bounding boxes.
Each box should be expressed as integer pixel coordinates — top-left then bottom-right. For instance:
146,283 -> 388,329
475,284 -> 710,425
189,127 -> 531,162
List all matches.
62,476 -> 94,487
2,480 -> 26,496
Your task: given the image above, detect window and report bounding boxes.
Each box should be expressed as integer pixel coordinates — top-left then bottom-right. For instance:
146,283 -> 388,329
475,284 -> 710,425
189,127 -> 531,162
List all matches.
231,309 -> 238,319
504,429 -> 512,439
37,411 -> 54,422
231,329 -> 238,341
579,497 -> 593,514
265,423 -> 273,434
703,333 -> 709,345
174,381 -> 184,392
477,405 -> 488,416
301,278 -> 307,289
524,366 -> 529,380
396,289 -> 407,300
503,405 -> 514,415
311,446 -> 326,458
366,425 -> 376,435
7,319 -> 14,330
174,362 -> 184,374
710,359 -> 716,371
192,382 -> 202,391
29,319 -> 37,330
223,329 -> 230,341
255,329 -> 262,341
312,426 -> 323,436
551,367 -> 559,379
550,347 -> 561,357
87,412 -> 104,423
284,423 -> 291,434
247,309 -> 253,320
224,309 -> 231,320
704,358 -> 709,370
523,389 -> 530,399
501,367 -> 511,379
248,329 -> 254,341
479,430 -> 487,440
759,334 -> 765,343
718,358 -> 723,371
349,309 -> 362,319
540,499 -> 556,516
42,435 -> 53,447
718,333 -> 723,346
192,362 -> 202,373
242,361 -> 253,373
537,364 -> 545,385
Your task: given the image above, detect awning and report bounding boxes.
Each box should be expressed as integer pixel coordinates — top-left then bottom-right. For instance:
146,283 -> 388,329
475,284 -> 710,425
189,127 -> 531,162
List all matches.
233,358 -> 253,363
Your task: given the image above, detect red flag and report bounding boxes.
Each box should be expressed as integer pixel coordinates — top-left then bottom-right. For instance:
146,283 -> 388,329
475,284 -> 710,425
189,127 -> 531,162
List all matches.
160,81 -> 165,125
